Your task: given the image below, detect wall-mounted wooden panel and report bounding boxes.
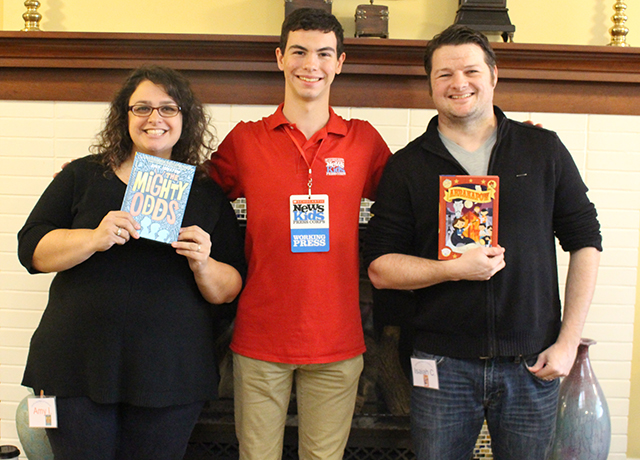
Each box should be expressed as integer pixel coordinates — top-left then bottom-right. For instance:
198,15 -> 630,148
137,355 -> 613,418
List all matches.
1,31 -> 639,114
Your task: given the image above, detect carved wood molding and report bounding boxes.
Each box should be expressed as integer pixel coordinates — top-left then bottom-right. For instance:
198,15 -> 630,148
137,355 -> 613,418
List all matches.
1,31 -> 639,115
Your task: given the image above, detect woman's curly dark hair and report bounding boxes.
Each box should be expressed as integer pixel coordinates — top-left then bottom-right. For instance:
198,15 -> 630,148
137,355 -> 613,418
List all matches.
90,65 -> 216,174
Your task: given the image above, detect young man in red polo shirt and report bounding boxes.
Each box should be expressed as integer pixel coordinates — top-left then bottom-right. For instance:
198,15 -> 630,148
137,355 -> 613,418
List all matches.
209,8 -> 391,460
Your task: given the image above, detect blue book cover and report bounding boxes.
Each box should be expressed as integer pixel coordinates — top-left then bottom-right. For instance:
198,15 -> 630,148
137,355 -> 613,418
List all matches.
121,152 -> 196,244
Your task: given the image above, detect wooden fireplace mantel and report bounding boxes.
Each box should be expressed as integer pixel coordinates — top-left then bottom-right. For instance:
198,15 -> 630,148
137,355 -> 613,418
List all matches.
1,31 -> 639,115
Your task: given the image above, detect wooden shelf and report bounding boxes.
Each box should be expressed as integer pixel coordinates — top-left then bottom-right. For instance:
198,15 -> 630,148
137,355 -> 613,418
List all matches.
1,31 -> 639,114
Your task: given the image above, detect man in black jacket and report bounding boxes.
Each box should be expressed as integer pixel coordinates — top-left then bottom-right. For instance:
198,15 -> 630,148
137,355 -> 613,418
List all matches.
363,25 -> 602,460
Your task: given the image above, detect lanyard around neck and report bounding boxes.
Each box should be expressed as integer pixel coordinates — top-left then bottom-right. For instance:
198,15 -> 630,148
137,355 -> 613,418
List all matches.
284,126 -> 325,197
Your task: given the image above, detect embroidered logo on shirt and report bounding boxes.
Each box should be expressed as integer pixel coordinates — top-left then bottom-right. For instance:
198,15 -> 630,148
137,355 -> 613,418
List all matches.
325,158 -> 346,176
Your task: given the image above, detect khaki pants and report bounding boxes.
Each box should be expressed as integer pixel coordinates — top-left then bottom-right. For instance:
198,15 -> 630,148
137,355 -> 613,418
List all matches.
233,352 -> 364,460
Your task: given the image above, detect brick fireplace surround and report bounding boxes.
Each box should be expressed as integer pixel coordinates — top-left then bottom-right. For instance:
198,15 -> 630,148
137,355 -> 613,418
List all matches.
0,32 -> 639,460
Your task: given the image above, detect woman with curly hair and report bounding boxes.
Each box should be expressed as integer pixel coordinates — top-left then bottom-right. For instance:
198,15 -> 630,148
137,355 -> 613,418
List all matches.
18,65 -> 245,460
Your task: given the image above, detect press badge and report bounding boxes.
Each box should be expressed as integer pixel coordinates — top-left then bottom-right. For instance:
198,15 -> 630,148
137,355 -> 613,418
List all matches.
290,195 -> 329,253
411,357 -> 440,390
28,392 -> 58,428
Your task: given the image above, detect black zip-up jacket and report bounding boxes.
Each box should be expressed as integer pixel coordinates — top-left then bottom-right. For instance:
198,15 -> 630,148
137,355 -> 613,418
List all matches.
363,107 -> 602,359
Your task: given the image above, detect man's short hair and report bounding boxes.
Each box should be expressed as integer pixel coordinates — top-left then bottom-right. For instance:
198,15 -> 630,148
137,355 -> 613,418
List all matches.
279,8 -> 345,57
423,25 -> 497,88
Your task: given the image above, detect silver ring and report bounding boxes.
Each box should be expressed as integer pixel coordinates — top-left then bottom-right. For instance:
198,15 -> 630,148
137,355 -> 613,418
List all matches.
197,244 -> 201,253
116,227 -> 122,237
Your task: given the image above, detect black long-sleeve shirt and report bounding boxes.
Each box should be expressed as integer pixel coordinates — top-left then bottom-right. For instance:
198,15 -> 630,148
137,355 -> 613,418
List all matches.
364,107 -> 602,359
18,156 -> 246,407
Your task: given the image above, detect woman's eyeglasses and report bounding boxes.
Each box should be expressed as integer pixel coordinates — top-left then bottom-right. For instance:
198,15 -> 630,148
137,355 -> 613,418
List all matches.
128,104 -> 182,118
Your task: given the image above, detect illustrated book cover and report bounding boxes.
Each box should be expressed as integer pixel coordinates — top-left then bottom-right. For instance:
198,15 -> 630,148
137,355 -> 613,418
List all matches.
438,175 -> 499,260
121,152 -> 195,244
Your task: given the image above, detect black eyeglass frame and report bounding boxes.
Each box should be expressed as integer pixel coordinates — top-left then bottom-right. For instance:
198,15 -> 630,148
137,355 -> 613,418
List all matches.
128,104 -> 182,118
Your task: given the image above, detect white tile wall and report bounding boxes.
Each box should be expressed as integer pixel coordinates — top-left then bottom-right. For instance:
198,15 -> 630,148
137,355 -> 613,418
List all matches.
0,101 -> 638,460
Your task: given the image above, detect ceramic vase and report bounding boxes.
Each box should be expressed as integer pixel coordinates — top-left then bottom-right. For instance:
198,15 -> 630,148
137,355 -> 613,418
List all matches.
549,338 -> 611,460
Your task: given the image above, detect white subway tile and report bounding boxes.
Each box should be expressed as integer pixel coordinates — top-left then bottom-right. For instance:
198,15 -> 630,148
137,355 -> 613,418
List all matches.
5,214 -> 44,235
374,125 -> 410,147
0,292 -> 49,311
0,118 -> 55,138
0,100 -> 55,118
0,253 -> 25,272
0,273 -> 53,292
0,310 -> 46,329
55,101 -> 109,119
607,398 -> 630,417
591,286 -> 637,306
588,170 -> 640,191
0,348 -> 29,366
409,109 -> 437,127
609,437 -> 629,456
582,324 -> 634,342
504,111 -> 530,122
0,401 -> 20,420
0,196 -> 38,214
600,229 -> 639,249
587,305 -> 635,324
0,364 -> 26,384
611,416 -> 628,435
596,209 -> 640,230
0,419 -> 20,440
205,104 -> 232,124
557,131 -> 587,151
599,379 -> 631,400
0,157 -> 55,177
588,151 -> 640,172
0,138 -> 54,158
600,248 -> 638,268
0,329 -> 34,348
54,118 -> 104,139
54,139 -> 94,160
590,343 -> 633,361
596,267 -> 637,286
589,190 -> 640,211
589,114 -> 640,133
0,177 -> 52,197
529,112 -> 588,132
589,131 -> 640,152
350,107 -> 409,126
589,361 -> 631,380
408,126 -> 427,142
230,104 -> 277,123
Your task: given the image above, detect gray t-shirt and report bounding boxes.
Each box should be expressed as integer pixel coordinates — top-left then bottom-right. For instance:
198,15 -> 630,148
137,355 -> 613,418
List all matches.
438,128 -> 497,176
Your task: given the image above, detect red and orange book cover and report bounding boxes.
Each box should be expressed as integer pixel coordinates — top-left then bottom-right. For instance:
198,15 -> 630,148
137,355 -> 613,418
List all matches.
438,175 -> 499,260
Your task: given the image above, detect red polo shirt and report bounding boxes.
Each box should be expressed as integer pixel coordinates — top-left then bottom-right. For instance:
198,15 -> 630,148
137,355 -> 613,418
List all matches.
210,105 -> 391,364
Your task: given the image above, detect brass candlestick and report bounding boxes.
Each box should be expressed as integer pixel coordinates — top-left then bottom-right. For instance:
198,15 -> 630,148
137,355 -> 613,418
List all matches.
21,0 -> 42,31
608,0 -> 630,46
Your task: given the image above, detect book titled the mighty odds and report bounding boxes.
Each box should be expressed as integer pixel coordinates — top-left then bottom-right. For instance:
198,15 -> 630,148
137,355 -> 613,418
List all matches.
438,175 -> 499,260
121,152 -> 195,244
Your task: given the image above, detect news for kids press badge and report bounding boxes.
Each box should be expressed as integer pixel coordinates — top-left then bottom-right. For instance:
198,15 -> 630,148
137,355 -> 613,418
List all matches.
121,152 -> 195,244
290,195 -> 329,253
28,393 -> 58,428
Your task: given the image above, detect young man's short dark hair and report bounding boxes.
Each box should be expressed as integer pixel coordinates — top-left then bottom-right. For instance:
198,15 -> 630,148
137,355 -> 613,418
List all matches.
279,8 -> 345,57
423,25 -> 497,89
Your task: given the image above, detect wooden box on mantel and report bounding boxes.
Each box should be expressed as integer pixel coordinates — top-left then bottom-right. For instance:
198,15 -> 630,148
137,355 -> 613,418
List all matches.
284,0 -> 332,17
355,2 -> 389,38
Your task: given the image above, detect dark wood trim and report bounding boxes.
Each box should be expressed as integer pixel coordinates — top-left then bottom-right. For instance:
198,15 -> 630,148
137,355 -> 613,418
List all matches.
1,31 -> 640,114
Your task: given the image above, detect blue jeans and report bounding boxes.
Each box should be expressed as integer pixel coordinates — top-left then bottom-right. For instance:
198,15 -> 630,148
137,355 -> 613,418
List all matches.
410,350 -> 559,460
